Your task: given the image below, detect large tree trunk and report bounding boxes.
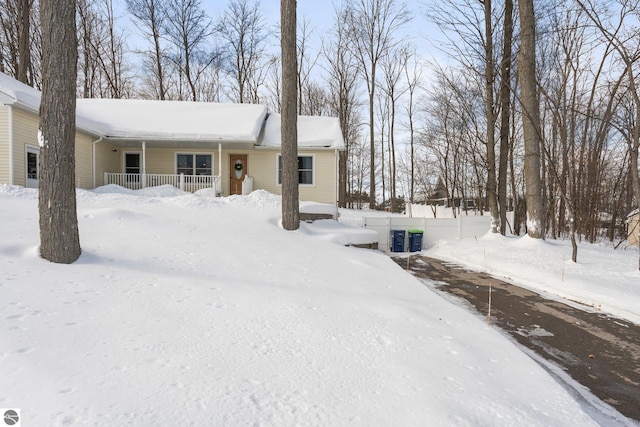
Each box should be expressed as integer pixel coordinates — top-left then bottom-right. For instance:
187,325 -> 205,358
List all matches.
498,0 -> 513,235
280,0 -> 299,230
483,0 -> 499,233
38,0 -> 81,263
517,0 -> 544,238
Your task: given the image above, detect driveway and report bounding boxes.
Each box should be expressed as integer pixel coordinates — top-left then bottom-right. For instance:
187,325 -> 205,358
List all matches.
393,255 -> 640,424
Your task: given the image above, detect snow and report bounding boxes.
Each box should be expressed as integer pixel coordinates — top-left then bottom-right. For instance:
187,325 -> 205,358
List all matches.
262,113 -> 345,149
0,184 -> 634,426
75,99 -> 268,142
0,71 -> 41,112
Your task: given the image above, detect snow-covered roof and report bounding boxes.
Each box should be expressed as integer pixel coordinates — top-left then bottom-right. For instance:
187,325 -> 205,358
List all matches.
0,71 -> 344,148
76,98 -> 268,142
261,113 -> 345,149
0,71 -> 42,112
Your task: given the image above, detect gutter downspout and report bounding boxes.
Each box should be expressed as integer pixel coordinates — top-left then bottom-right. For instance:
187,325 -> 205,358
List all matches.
92,137 -> 103,189
8,105 -> 14,185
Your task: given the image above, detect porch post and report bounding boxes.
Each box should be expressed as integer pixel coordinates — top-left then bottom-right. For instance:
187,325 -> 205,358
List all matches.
141,141 -> 147,188
8,106 -> 14,185
218,142 -> 223,194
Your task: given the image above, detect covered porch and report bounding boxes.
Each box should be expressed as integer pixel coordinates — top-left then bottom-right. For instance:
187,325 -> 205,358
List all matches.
98,139 -> 254,195
104,172 -> 223,194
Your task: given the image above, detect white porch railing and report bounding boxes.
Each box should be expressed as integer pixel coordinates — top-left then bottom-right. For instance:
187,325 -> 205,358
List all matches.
104,173 -> 221,194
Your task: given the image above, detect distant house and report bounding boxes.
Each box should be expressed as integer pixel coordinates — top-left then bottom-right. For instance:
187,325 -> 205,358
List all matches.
0,72 -> 345,205
628,209 -> 639,247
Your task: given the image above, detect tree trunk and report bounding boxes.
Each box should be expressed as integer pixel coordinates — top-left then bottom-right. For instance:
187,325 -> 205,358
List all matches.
483,0 -> 500,233
498,0 -> 513,235
339,149 -> 347,208
17,0 -> 31,84
38,0 -> 81,264
280,0 -> 299,230
369,72 -> 376,209
517,0 -> 544,238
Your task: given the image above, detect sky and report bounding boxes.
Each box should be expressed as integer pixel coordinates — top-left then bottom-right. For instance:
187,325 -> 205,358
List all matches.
0,183 -> 637,426
120,0 -> 443,65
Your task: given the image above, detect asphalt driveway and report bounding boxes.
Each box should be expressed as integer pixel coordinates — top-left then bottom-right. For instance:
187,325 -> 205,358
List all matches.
393,254 -> 640,425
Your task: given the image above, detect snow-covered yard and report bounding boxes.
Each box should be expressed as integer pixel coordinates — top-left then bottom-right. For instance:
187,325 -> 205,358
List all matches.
0,184 -> 636,426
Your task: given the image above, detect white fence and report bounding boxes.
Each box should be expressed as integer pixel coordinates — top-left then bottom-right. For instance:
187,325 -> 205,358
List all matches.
104,173 -> 221,194
362,215 -> 493,252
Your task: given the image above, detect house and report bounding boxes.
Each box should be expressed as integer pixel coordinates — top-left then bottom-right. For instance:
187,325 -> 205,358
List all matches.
0,72 -> 345,205
628,209 -> 639,247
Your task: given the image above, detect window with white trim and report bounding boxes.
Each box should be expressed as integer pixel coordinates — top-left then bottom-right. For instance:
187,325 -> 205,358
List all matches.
277,154 -> 314,185
177,154 -> 212,175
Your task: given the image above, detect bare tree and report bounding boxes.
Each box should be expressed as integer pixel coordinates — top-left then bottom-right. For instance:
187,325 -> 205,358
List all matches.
296,17 -> 322,114
482,0 -> 499,232
126,0 -> 168,100
346,0 -> 411,209
77,0 -> 99,97
76,0 -> 134,98
163,0 -> 213,101
517,0 -> 544,238
0,0 -> 20,76
404,50 -> 422,207
324,4 -> 362,208
217,0 -> 269,103
576,0 -> 640,269
0,0 -> 40,84
281,0 -> 299,230
38,0 -> 81,263
380,44 -> 409,212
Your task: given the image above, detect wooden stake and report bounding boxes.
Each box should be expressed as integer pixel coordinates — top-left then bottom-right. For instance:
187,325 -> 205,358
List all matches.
406,254 -> 410,270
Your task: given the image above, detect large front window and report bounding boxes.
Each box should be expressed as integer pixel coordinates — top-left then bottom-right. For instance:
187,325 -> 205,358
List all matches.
177,154 -> 212,175
277,154 -> 314,185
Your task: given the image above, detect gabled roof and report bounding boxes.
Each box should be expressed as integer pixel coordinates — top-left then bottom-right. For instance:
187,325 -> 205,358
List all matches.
261,113 -> 345,149
75,98 -> 268,142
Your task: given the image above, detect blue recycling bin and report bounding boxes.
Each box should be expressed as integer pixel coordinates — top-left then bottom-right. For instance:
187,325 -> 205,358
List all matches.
408,229 -> 424,252
390,230 -> 406,252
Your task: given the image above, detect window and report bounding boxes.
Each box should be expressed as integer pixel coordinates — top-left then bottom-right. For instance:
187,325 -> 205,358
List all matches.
277,154 -> 314,185
125,153 -> 140,174
177,154 -> 212,175
125,153 -> 141,183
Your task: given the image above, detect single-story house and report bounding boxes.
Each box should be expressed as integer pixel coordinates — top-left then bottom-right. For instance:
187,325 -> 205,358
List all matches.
628,209 -> 639,247
0,72 -> 345,205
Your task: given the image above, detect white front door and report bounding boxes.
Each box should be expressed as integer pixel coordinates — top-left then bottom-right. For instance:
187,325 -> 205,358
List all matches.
26,146 -> 39,188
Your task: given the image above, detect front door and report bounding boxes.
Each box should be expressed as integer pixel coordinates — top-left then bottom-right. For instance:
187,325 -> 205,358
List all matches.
26,146 -> 39,188
229,154 -> 247,195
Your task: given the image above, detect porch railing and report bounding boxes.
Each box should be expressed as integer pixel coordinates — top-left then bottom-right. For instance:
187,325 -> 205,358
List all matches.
104,173 -> 221,195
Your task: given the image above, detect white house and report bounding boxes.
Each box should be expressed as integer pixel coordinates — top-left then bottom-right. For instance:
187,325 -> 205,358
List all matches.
0,72 -> 345,205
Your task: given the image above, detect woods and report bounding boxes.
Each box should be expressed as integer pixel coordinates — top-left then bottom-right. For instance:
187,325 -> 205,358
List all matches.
1,0 -> 638,259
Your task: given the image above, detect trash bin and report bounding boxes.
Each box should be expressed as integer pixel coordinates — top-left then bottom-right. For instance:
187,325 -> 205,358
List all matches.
408,229 -> 424,252
390,230 -> 406,252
